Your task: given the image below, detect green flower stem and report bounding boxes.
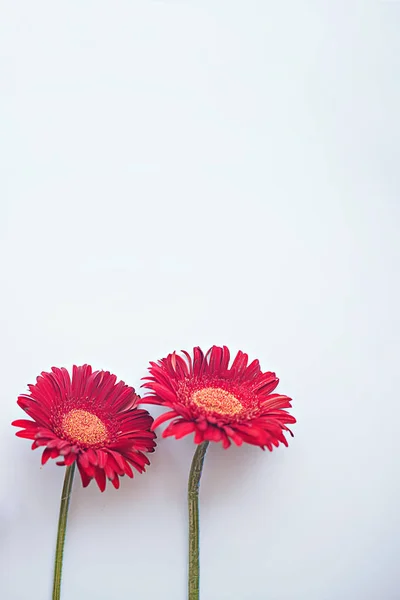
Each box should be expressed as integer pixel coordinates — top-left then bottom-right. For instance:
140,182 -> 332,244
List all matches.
52,462 -> 76,600
188,441 -> 210,600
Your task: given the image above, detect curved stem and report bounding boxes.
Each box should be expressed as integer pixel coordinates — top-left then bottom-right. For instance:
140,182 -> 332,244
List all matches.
188,441 -> 209,600
52,462 -> 76,600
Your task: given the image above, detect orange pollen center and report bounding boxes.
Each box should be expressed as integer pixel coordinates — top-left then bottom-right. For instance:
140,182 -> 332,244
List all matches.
62,409 -> 108,446
191,387 -> 243,417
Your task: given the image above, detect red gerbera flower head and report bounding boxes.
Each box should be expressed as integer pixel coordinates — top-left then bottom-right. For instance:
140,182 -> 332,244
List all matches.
12,365 -> 157,491
142,346 -> 296,450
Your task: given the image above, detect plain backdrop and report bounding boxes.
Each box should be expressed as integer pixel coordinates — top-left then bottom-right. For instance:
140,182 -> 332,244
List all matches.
0,2 -> 399,600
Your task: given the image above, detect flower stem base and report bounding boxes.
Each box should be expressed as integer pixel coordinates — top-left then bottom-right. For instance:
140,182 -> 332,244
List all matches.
188,441 -> 209,600
52,462 -> 76,600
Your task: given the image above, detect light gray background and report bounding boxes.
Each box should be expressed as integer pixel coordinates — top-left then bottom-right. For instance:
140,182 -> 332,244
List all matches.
0,2 -> 399,599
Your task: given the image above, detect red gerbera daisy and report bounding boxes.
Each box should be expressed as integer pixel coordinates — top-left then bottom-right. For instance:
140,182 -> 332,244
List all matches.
143,346 -> 296,450
12,365 -> 157,491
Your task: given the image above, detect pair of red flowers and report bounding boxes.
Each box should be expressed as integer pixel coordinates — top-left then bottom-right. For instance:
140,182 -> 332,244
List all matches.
13,345 -> 296,491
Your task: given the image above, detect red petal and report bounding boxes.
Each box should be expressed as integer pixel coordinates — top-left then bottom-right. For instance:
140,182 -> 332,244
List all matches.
203,425 -> 222,442
86,448 -> 98,465
194,429 -> 204,444
139,396 -> 163,405
151,411 -> 179,430
171,420 -> 196,439
64,452 -> 77,466
11,419 -> 37,429
192,347 -> 205,376
41,447 -> 53,465
221,430 -> 231,449
224,426 -> 244,446
146,383 -> 177,404
15,430 -> 36,440
94,468 -> 106,492
209,346 -> 223,375
97,450 -> 107,469
111,476 -> 120,489
230,351 -> 249,376
77,461 -> 92,488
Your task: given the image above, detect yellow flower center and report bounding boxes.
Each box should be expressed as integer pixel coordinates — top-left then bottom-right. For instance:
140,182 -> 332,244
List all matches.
62,409 -> 108,446
191,387 -> 243,417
